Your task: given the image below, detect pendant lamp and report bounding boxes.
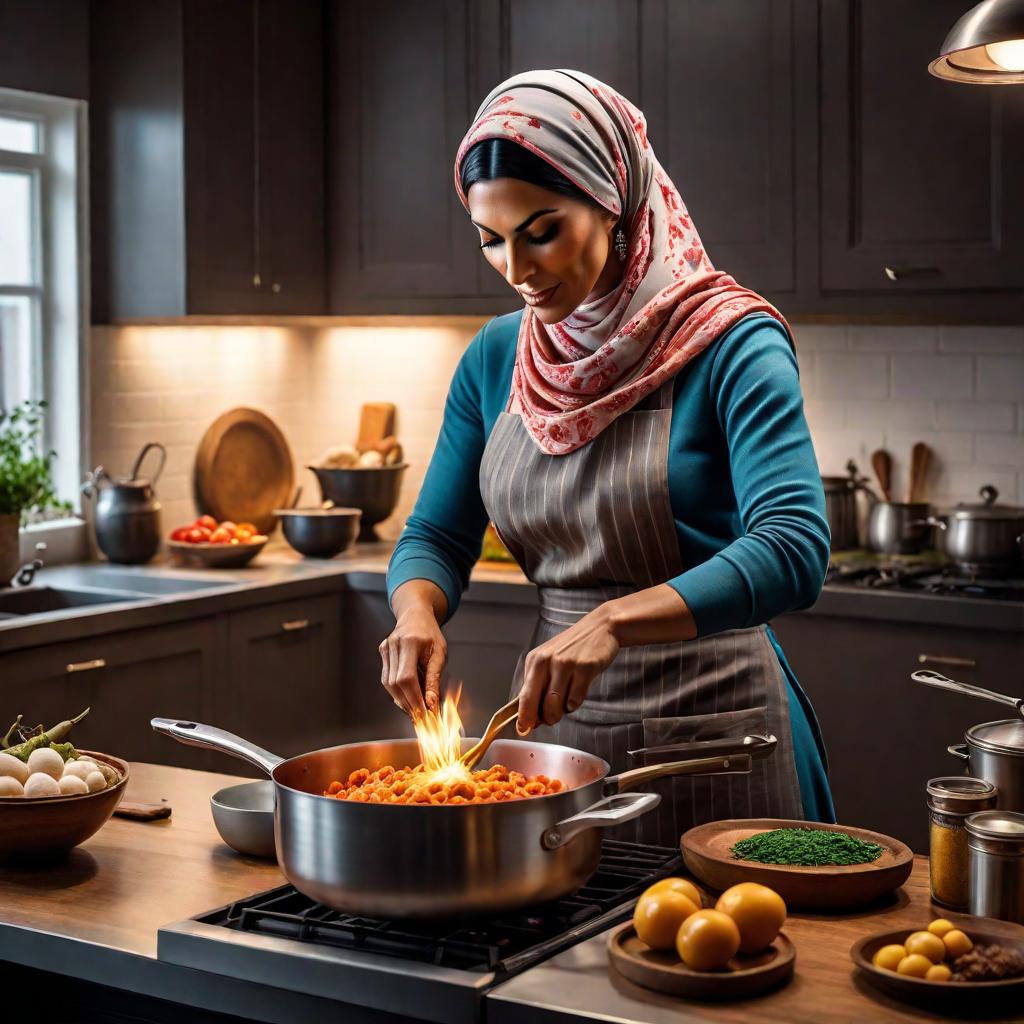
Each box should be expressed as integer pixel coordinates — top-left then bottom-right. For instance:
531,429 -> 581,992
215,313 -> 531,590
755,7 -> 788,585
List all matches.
929,0 -> 1024,83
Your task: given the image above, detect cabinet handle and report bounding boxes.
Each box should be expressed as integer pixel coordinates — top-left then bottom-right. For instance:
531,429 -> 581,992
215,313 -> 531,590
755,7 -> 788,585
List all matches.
253,273 -> 262,288
918,654 -> 977,669
271,282 -> 281,294
281,619 -> 310,633
884,265 -> 941,282
66,658 -> 106,674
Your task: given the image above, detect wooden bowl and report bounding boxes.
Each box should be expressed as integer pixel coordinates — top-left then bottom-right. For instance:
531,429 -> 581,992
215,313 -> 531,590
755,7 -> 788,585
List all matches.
607,922 -> 795,1000
166,536 -> 267,568
682,818 -> 913,910
852,924 -> 1024,1011
0,751 -> 128,859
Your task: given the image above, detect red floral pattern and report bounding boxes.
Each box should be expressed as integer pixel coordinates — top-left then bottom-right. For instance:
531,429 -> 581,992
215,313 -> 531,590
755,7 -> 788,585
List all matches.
455,70 -> 792,455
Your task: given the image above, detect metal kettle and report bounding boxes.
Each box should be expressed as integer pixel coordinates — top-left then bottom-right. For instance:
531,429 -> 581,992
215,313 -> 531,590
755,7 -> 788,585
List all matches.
82,442 -> 166,564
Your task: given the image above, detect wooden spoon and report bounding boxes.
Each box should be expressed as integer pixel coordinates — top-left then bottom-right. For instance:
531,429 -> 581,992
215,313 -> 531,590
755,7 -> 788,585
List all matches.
907,442 -> 932,503
459,697 -> 520,771
870,449 -> 892,503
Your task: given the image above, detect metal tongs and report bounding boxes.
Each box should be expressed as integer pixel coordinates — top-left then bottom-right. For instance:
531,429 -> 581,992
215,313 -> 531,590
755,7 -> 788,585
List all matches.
459,697 -> 520,771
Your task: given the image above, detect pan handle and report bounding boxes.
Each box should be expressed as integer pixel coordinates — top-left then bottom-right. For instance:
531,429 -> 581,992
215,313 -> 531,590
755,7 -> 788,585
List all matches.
948,743 -> 970,762
605,752 -> 754,795
151,718 -> 284,775
912,670 -> 1024,717
541,792 -> 660,851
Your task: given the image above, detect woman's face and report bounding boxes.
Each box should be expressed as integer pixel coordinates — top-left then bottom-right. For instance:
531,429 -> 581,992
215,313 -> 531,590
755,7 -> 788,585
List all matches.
467,178 -> 621,324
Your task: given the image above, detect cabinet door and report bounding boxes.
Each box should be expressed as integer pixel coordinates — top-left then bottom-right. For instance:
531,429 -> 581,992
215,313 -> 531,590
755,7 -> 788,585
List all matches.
256,0 -> 327,314
771,612 -> 1021,853
182,0 -> 263,313
223,594 -> 343,762
639,0 -> 795,295
820,0 -> 1024,294
0,620 -> 220,771
328,0 -> 480,311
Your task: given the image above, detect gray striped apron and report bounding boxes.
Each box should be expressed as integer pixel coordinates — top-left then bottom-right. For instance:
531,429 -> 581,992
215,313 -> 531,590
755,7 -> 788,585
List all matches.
479,380 -> 804,847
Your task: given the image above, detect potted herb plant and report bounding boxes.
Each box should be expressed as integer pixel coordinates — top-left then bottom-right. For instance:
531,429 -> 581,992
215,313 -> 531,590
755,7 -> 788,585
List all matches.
0,401 -> 64,586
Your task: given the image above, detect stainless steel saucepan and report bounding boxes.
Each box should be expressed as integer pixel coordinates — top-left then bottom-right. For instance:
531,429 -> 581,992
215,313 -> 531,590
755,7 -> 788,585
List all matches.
152,718 -> 775,918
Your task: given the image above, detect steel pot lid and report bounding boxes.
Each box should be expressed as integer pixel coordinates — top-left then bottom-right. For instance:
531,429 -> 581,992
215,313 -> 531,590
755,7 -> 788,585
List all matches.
926,776 -> 998,813
944,484 -> 1024,521
965,810 -> 1024,843
967,719 -> 1024,755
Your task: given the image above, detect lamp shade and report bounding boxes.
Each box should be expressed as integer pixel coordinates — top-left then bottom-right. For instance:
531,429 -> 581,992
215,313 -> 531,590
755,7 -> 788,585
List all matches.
929,0 -> 1024,83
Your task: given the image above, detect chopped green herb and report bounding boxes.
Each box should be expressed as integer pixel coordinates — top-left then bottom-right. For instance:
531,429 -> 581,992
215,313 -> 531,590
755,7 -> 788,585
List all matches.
731,827 -> 884,866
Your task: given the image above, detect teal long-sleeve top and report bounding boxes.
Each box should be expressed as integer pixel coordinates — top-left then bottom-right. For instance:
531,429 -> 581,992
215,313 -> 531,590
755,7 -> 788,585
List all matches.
387,309 -> 830,632
386,309 -> 835,823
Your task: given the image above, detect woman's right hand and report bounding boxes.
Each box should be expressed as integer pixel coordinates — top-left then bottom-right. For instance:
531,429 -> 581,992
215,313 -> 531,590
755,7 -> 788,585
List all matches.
379,585 -> 449,716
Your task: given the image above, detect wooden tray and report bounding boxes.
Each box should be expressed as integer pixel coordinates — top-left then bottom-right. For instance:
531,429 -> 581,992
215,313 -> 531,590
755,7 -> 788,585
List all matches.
851,924 -> 1024,1011
194,407 -> 293,535
607,922 -> 795,1000
682,818 -> 913,910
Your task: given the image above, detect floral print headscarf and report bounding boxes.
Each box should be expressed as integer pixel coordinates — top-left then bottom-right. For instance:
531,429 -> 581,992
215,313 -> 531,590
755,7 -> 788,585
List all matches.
455,69 -> 793,456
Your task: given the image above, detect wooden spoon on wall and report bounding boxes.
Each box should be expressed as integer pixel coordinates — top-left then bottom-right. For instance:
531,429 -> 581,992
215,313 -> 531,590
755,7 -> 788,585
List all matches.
907,442 -> 932,503
870,449 -> 892,503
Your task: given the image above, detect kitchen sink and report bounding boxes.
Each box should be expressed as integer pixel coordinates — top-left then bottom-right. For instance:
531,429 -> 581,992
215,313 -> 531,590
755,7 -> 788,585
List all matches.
0,586 -> 145,619
75,571 -> 231,596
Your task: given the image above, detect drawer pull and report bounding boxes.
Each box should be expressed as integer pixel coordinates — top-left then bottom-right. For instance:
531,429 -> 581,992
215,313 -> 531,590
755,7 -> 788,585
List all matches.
918,654 -> 976,669
884,265 -> 941,281
66,658 -> 106,674
281,619 -> 310,633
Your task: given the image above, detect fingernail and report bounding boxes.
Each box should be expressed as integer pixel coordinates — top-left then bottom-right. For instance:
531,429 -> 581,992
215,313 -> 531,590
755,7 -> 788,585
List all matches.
567,700 -> 580,712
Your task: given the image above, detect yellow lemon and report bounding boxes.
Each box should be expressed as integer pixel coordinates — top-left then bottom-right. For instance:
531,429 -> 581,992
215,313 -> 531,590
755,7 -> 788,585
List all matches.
714,882 -> 787,953
642,877 -> 703,908
904,930 -> 946,963
633,890 -> 700,951
927,919 -> 955,938
872,944 -> 907,971
943,929 -> 973,959
675,909 -> 741,971
896,954 -> 933,978
926,963 -> 952,982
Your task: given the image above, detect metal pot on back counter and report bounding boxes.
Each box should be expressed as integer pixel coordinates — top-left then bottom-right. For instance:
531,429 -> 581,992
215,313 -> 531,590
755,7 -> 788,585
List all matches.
822,461 -> 875,551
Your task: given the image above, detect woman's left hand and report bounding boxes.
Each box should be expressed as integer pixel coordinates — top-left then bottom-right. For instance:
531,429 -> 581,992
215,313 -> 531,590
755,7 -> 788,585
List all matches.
516,606 -> 619,734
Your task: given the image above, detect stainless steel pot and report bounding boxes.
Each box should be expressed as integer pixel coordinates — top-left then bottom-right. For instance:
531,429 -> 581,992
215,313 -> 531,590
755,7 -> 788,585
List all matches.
914,485 -> 1024,575
821,460 -> 873,551
152,718 -> 774,918
866,501 -> 932,554
949,721 -> 1024,814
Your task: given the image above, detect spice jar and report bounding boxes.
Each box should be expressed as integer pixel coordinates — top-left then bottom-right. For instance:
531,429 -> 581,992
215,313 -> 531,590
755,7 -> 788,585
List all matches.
926,776 -> 997,909
966,810 -> 1024,924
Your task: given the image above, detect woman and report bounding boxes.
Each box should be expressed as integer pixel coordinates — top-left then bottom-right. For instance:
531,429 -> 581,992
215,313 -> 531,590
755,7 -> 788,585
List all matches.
381,69 -> 834,843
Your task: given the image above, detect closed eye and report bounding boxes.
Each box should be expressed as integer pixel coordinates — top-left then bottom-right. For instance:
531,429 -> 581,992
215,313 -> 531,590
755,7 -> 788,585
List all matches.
479,223 -> 560,250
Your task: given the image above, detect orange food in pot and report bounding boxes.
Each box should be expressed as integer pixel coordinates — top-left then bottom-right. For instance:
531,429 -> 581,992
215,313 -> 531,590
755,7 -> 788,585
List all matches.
323,763 -> 565,804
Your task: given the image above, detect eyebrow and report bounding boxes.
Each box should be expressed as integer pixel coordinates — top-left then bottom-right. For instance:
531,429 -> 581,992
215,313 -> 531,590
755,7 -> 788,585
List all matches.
470,208 -> 558,236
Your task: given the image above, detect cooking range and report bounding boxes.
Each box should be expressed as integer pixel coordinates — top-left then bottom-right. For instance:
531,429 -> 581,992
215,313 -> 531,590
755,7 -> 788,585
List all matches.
158,839 -> 680,1024
826,559 -> 1024,601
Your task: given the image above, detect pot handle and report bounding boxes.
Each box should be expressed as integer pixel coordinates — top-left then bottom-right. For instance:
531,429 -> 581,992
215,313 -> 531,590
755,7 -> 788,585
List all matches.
911,669 -> 1024,716
947,743 -> 970,762
605,752 -> 754,795
541,792 -> 660,851
130,442 -> 167,485
907,517 -> 946,531
151,718 -> 284,775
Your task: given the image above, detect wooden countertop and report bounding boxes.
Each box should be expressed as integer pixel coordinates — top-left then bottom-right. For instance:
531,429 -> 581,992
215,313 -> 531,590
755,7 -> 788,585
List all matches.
0,762 -> 282,959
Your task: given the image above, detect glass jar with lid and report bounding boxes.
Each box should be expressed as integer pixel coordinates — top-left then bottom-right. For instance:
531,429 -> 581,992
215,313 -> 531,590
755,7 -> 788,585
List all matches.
926,776 -> 997,909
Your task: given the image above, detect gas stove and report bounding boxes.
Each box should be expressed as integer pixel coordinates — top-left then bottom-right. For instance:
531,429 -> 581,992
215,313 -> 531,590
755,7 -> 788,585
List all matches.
826,558 -> 1024,601
158,839 -> 681,1024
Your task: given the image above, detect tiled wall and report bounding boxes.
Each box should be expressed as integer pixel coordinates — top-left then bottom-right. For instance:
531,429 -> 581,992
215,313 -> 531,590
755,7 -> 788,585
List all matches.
89,321 -> 1024,541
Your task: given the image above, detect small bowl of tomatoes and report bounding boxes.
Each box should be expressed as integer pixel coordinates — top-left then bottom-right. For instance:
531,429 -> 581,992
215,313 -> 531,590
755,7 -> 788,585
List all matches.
167,515 -> 269,568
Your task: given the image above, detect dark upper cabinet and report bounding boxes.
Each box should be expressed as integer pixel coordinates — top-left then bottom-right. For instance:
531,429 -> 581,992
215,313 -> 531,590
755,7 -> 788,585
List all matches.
91,0 -> 325,320
819,0 -> 1024,303
640,0 -> 795,296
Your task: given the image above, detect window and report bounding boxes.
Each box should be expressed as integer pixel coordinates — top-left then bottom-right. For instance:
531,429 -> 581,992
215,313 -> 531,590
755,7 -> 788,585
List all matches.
0,88 -> 87,507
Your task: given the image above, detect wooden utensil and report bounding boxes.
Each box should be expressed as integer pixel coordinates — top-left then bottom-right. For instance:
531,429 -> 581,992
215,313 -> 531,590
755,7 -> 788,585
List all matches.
114,800 -> 172,821
851,924 -> 1024,1011
681,818 -> 913,910
459,697 -> 520,771
870,449 -> 893,503
194,407 -> 294,535
607,922 -> 795,1000
356,403 -> 396,453
907,442 -> 932,503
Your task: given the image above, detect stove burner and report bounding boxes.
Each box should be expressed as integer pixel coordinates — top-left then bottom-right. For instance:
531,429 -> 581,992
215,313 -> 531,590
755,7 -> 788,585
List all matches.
827,560 -> 1024,600
195,840 -> 681,975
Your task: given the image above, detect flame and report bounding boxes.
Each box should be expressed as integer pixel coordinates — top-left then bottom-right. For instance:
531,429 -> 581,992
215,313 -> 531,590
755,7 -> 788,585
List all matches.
413,686 -> 471,784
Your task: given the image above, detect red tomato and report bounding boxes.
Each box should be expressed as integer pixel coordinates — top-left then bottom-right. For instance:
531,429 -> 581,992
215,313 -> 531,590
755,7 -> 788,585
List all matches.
196,515 -> 218,531
220,521 -> 238,536
235,527 -> 254,542
209,527 -> 231,544
236,522 -> 257,535
170,526 -> 190,542
186,527 -> 207,543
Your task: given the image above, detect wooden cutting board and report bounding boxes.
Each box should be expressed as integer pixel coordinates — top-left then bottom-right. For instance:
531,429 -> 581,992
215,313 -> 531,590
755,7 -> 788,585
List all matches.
193,408 -> 294,535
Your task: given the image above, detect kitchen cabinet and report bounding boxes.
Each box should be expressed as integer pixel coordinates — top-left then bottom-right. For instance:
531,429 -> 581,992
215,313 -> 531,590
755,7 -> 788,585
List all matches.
771,610 -> 1022,853
219,594 -> 344,761
817,0 -> 1024,316
0,619 -> 221,771
90,0 -> 326,321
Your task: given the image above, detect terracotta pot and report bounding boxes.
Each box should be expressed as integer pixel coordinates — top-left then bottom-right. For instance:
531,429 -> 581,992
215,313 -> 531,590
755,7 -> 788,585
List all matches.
0,513 -> 19,587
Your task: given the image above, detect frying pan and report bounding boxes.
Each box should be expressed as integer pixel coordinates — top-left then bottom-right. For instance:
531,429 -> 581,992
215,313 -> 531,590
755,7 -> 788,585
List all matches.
152,718 -> 775,918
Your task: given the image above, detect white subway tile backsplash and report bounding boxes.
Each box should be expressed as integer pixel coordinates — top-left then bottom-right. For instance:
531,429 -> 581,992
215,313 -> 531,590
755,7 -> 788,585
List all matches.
891,355 -> 973,400
845,400 -> 935,431
935,401 -> 1016,433
793,325 -> 849,352
977,356 -> 1024,402
849,326 -> 938,352
974,432 -> 1024,469
814,354 -> 889,399
940,326 -> 1024,353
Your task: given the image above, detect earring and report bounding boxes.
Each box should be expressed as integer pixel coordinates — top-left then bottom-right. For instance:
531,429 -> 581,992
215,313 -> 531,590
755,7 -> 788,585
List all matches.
614,228 -> 628,261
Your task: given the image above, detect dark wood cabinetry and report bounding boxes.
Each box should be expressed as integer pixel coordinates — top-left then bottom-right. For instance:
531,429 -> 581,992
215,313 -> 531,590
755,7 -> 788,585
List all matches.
90,0 -> 325,320
771,611 -> 1022,853
818,0 -> 1024,312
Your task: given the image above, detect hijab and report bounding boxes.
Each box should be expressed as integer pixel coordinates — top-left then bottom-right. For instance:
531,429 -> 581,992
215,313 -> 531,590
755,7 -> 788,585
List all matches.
454,69 -> 793,456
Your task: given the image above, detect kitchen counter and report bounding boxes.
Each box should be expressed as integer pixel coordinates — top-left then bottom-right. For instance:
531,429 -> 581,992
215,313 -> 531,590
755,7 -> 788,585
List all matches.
1,763 -> 1021,1024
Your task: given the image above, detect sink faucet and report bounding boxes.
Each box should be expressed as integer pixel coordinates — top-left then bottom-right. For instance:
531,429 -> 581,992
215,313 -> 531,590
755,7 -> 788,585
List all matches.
13,542 -> 47,587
